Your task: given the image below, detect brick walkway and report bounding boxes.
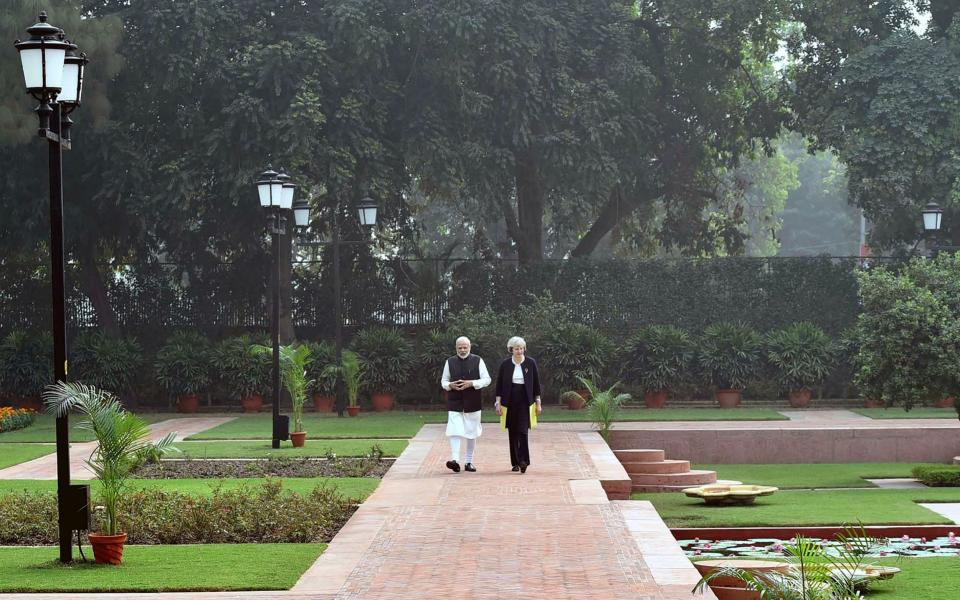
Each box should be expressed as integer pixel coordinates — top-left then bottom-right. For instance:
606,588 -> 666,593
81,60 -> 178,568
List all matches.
0,417 -> 234,480
295,424 -> 712,599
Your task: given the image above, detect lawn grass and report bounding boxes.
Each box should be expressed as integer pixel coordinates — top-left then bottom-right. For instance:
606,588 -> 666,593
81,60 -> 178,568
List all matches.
0,413 -> 175,443
186,408 -> 787,440
0,543 -> 325,592
632,488 -> 960,527
698,463 -> 946,489
174,439 -> 407,458
0,443 -> 54,469
854,407 -> 959,419
869,557 -> 960,599
0,477 -> 379,501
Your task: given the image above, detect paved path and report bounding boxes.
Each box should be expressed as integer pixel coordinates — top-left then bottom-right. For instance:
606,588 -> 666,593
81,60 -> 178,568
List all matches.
0,417 -> 234,480
918,503 -> 960,525
778,409 -> 872,421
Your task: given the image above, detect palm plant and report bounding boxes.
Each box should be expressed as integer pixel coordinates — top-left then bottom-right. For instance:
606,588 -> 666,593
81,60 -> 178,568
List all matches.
698,322 -> 763,390
622,325 -> 694,392
765,323 -> 835,392
577,376 -> 631,442
693,525 -> 883,599
252,343 -> 313,433
42,382 -> 178,535
322,350 -> 364,408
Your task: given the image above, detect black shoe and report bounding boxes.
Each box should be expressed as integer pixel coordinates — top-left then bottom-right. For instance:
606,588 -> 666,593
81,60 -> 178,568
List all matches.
446,460 -> 461,473
512,465 -> 520,472
519,462 -> 528,474
464,463 -> 476,472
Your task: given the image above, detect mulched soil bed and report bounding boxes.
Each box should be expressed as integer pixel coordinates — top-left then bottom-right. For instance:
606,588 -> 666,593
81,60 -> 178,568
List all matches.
134,457 -> 392,479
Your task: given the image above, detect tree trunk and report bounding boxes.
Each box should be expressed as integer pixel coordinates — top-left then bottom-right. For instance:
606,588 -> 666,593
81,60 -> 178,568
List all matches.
514,152 -> 545,263
570,184 -> 661,258
279,229 -> 295,345
76,243 -> 120,338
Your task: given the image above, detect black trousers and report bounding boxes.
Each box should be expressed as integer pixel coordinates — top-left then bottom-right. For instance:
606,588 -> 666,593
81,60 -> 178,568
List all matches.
507,383 -> 530,466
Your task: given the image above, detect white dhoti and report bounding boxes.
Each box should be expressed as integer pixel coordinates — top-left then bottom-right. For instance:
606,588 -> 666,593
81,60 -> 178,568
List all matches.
446,410 -> 483,439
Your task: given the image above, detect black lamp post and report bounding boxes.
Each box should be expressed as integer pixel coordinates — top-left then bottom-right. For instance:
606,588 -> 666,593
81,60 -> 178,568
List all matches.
922,202 -> 946,257
14,12 -> 88,563
256,166 -> 295,448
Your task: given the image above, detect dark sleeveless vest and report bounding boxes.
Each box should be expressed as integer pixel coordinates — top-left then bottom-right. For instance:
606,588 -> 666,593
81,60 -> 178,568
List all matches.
446,354 -> 483,412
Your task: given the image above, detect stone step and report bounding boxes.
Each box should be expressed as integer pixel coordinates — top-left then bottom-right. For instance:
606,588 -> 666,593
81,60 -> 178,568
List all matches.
631,483 -> 697,493
621,459 -> 691,475
629,470 -> 717,487
613,449 -> 665,462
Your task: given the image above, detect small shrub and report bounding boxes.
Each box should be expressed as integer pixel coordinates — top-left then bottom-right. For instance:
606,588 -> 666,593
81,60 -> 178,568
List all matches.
304,340 -> 337,396
351,327 -> 415,394
621,325 -> 693,392
0,406 -> 37,432
540,324 -> 613,396
765,323 -> 834,392
0,331 -> 52,400
698,322 -> 763,390
214,334 -> 270,400
912,465 -> 960,487
71,331 -> 144,397
579,376 -> 630,442
155,331 -> 214,396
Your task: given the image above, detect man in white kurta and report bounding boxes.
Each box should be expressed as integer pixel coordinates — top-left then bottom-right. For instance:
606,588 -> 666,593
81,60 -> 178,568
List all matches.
440,336 -> 491,472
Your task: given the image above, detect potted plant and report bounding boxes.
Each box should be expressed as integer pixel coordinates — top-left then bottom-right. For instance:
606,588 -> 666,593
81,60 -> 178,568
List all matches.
0,330 -> 52,410
215,335 -> 270,412
621,325 -> 693,408
578,376 -> 630,442
324,350 -> 364,416
539,323 -> 613,401
351,327 -> 414,411
253,343 -> 313,446
765,323 -> 834,408
71,332 -> 144,399
43,381 -> 178,565
560,390 -> 587,410
305,340 -> 337,412
698,322 -> 762,408
155,332 -> 213,413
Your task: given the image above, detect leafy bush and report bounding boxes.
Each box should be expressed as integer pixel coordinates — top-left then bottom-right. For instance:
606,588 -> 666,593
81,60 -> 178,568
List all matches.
322,350 -> 363,408
304,340 -> 337,396
0,406 -> 36,432
351,327 -> 414,393
252,344 -> 312,432
155,331 -> 213,396
579,377 -> 630,442
0,331 -> 52,399
414,328 -> 455,402
539,324 -> 613,395
698,322 -> 763,390
444,306 -> 514,363
72,331 -> 144,396
0,480 -> 353,545
214,334 -> 270,400
764,322 -> 834,391
621,325 -> 693,392
912,465 -> 960,487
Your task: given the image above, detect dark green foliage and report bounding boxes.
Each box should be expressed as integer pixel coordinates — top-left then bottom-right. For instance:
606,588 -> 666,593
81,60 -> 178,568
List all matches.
414,328 -> 455,402
0,408 -> 36,433
0,331 -> 51,399
698,322 -> 763,390
621,325 -> 693,392
539,324 -> 614,395
214,335 -> 270,400
444,307 -> 514,364
304,341 -> 337,396
764,323 -> 834,391
911,465 -> 960,487
350,328 -> 414,394
155,332 -> 213,396
71,332 -> 144,396
0,481 -> 352,545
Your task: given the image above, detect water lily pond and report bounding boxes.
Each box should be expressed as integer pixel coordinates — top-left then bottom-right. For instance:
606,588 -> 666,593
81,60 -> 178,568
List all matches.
680,535 -> 960,558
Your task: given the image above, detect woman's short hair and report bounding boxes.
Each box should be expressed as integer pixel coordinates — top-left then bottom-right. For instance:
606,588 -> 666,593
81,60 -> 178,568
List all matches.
507,336 -> 526,352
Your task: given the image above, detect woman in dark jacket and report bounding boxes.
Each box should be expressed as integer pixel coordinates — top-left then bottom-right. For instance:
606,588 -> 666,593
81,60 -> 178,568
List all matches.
494,336 -> 542,473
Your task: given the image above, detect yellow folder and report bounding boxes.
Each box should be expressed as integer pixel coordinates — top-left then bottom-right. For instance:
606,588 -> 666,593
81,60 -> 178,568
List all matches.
499,404 -> 538,430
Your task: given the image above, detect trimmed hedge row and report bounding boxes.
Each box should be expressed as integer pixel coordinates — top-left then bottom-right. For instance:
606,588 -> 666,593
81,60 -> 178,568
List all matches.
912,466 -> 960,487
0,407 -> 35,433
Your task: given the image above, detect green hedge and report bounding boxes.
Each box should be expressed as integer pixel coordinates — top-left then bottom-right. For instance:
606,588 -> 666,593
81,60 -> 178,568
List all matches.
0,408 -> 36,433
912,465 -> 960,487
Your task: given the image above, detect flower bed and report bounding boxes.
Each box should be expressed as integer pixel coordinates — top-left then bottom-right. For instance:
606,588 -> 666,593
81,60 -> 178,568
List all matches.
134,456 -> 391,479
0,407 -> 35,433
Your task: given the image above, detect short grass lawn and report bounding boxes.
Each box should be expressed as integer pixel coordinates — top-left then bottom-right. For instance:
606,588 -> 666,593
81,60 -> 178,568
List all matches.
854,407 -> 958,419
175,439 -> 407,459
869,557 -> 960,599
0,477 -> 379,501
0,413 -> 175,443
698,463 -> 946,489
0,443 -> 54,469
187,408 -> 787,440
0,543 -> 324,592
633,488 -> 960,527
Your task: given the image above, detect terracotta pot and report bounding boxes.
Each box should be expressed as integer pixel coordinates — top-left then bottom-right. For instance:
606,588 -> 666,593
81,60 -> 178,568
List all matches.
715,389 -> 742,409
313,394 -> 335,413
347,406 -> 361,417
864,398 -> 884,408
88,532 -> 127,565
567,392 -> 587,410
936,396 -> 955,408
240,394 -> 263,413
644,390 -> 668,409
177,394 -> 200,413
371,392 -> 395,412
788,388 -> 812,408
290,431 -> 307,447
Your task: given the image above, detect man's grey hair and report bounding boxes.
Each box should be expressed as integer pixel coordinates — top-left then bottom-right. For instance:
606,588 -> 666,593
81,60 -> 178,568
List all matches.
455,336 -> 471,346
507,336 -> 526,352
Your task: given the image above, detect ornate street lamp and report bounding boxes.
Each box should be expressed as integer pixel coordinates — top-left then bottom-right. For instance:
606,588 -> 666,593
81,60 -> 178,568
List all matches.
922,202 -> 943,233
356,194 -> 378,228
14,11 -> 89,563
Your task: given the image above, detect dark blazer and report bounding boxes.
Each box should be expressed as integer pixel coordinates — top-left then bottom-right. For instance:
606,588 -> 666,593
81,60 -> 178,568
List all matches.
495,356 -> 541,407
